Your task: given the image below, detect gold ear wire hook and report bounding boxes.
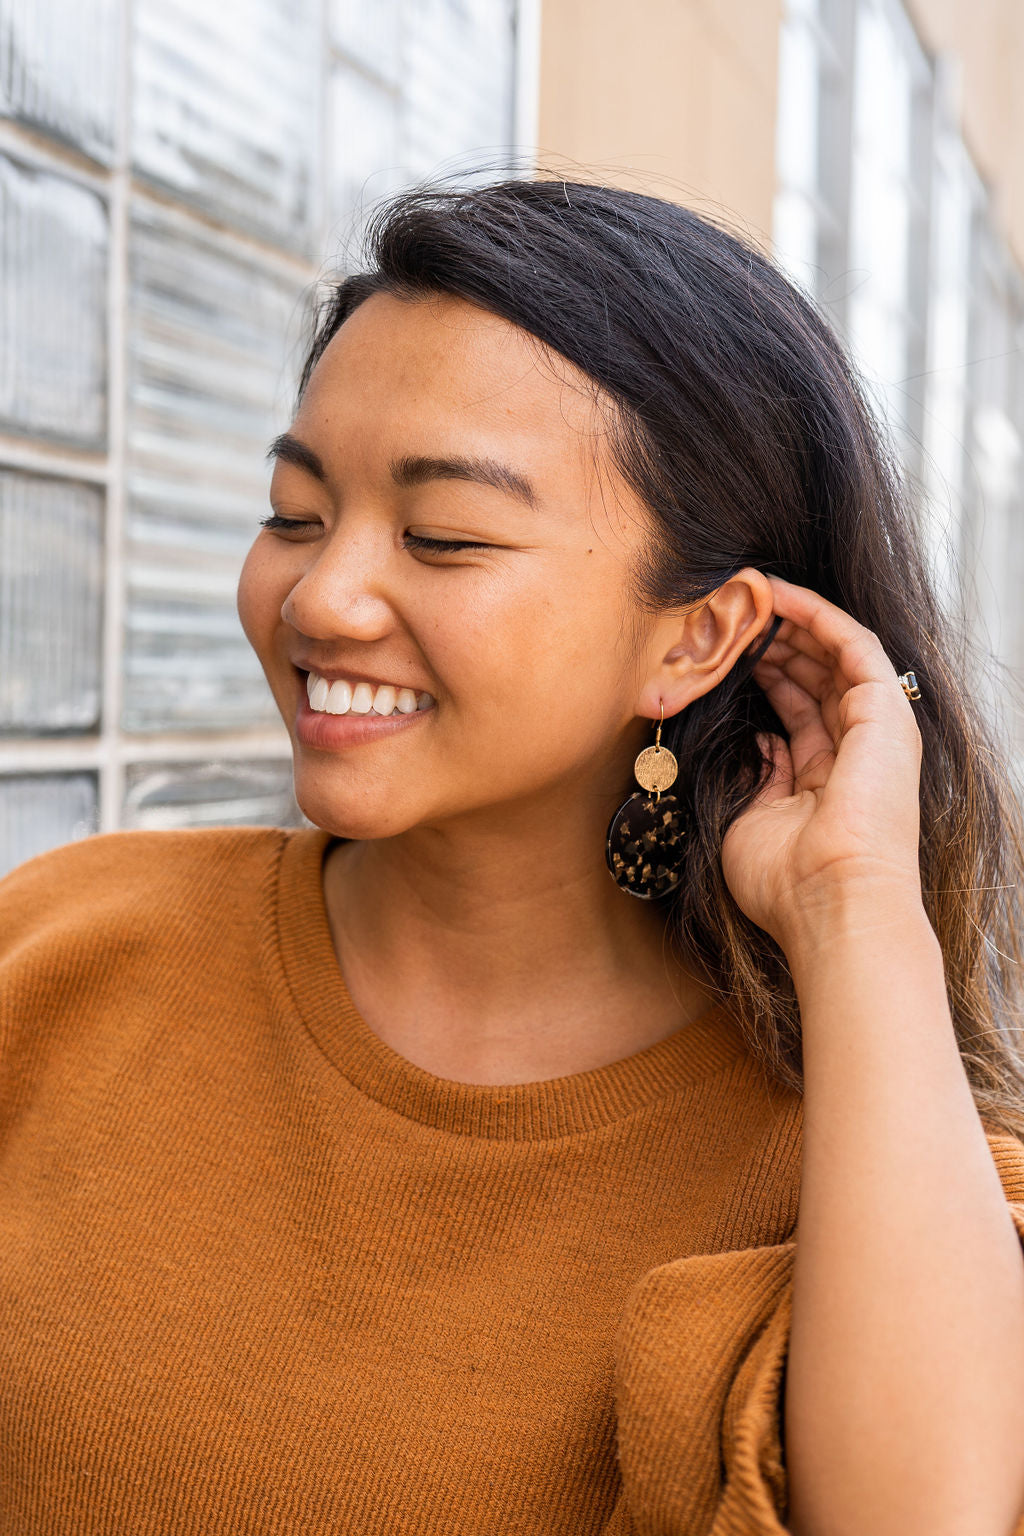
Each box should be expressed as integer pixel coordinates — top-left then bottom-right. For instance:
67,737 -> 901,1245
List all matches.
653,701 -> 664,801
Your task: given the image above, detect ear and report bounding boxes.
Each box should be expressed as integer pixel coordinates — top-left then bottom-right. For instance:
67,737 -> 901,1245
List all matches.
635,568 -> 775,720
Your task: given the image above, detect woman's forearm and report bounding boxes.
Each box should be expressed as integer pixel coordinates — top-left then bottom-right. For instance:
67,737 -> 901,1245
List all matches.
784,890 -> 1024,1536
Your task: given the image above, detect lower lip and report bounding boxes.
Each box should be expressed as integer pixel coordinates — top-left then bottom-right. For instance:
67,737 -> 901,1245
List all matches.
294,691 -> 433,751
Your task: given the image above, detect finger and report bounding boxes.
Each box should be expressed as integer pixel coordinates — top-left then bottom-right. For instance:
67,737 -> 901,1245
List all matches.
752,662 -> 827,729
765,575 -> 909,697
755,653 -> 850,745
758,637 -> 914,759
753,670 -> 836,788
755,657 -> 845,753
754,650 -> 838,710
761,624 -> 833,669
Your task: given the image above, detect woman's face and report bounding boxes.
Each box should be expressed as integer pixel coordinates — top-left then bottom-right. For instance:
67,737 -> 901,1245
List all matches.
237,290 -> 667,841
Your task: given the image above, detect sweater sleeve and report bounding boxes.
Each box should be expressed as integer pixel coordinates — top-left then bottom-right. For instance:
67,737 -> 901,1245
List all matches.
612,1133 -> 1024,1536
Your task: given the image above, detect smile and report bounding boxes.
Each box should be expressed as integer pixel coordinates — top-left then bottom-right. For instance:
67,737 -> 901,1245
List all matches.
306,672 -> 435,717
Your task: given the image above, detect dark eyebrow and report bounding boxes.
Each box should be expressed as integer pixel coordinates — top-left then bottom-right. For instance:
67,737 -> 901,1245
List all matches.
266,432 -> 326,482
267,434 -> 539,511
389,453 -> 539,510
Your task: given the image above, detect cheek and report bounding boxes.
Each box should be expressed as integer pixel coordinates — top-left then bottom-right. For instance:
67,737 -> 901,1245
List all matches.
428,556 -> 634,730
420,574 -> 551,696
236,543 -> 283,653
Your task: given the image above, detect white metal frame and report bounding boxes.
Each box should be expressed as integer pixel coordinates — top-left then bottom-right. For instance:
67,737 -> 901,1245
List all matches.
513,0 -> 543,172
771,0 -> 1024,766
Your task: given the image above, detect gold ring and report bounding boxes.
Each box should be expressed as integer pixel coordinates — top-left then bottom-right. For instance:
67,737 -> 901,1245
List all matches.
898,671 -> 921,701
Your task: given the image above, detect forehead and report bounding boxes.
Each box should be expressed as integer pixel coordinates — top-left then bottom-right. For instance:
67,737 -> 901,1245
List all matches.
294,290 -> 608,475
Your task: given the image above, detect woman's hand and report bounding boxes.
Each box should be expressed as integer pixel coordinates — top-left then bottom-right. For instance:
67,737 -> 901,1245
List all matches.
720,574 -> 925,955
730,579 -> 1024,1536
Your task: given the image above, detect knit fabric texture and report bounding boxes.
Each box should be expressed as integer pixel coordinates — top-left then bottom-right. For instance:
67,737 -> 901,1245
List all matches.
2,825 -> 1023,1535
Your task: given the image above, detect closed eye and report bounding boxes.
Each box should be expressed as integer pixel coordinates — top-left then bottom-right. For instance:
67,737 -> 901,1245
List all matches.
403,533 -> 492,553
259,514 -> 315,532
258,516 -> 491,554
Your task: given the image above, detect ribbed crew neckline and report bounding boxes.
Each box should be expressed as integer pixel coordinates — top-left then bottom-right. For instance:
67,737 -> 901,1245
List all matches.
272,826 -> 747,1140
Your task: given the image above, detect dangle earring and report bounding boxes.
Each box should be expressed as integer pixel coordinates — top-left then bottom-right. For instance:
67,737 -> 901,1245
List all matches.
605,702 -> 685,900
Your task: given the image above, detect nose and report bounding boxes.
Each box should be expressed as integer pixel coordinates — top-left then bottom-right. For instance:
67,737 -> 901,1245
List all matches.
280,526 -> 396,645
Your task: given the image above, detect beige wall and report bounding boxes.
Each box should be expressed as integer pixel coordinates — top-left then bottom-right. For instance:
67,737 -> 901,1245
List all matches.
539,0 -> 1024,272
905,0 -> 1024,270
536,0 -> 784,246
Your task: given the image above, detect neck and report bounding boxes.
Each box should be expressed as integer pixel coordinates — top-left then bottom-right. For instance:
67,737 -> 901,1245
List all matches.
321,789 -> 715,1084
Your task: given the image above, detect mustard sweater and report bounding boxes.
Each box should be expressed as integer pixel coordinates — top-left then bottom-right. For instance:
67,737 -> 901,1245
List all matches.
2,825 -> 1023,1535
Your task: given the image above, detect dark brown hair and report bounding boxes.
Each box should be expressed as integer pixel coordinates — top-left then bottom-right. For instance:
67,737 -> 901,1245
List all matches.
300,176 -> 1024,1134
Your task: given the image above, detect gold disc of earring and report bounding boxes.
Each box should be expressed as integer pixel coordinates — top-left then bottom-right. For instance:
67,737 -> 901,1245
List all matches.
634,743 -> 678,793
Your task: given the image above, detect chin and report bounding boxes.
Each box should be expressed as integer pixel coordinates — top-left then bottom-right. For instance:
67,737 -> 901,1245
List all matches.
292,782 -> 421,843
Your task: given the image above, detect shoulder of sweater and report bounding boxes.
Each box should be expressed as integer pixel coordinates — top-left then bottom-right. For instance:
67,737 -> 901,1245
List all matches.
0,825 -> 294,958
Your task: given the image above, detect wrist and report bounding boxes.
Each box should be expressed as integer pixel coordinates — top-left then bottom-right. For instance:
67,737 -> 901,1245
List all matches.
783,894 -> 958,1075
777,874 -> 936,985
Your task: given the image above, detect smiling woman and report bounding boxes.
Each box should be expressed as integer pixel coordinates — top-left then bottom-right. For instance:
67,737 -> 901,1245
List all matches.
4,178 -> 1024,1536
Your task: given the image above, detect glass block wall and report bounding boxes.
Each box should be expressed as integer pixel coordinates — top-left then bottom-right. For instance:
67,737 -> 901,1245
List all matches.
774,0 -> 1024,751
0,0 -> 525,874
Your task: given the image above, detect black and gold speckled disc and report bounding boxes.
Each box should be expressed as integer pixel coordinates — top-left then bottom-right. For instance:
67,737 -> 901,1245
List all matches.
605,791 -> 685,900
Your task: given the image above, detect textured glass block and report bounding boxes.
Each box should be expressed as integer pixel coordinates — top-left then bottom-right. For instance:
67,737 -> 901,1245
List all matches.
0,772 -> 99,878
0,154 -> 108,446
0,0 -> 122,164
122,488 -> 285,733
132,0 -> 319,252
331,0 -> 401,84
328,0 -> 516,243
329,66 -> 404,238
123,759 -> 304,830
401,0 -> 516,181
0,469 -> 104,734
123,198 -> 300,734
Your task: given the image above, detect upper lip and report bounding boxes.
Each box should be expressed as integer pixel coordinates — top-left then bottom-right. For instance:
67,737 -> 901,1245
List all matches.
292,659 -> 430,692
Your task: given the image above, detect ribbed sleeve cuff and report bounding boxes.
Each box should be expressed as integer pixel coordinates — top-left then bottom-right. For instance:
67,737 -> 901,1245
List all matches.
614,1243 -> 794,1535
613,1134 -> 1024,1536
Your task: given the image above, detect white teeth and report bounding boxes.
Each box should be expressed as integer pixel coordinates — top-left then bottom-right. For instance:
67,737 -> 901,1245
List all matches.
304,672 -> 435,716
